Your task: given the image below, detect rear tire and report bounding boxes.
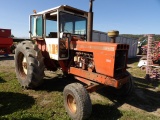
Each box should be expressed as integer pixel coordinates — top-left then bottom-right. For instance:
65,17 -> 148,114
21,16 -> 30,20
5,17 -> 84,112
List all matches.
15,41 -> 45,89
63,83 -> 92,120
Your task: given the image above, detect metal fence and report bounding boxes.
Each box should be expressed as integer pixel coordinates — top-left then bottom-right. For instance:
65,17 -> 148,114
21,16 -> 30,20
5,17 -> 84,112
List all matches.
92,30 -> 138,58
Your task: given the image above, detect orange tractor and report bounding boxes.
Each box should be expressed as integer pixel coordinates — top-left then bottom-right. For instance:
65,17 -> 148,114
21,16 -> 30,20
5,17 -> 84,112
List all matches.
14,2 -> 134,120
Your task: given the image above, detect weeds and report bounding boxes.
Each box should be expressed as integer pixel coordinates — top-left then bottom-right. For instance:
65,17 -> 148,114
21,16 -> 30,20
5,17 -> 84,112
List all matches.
0,57 -> 160,119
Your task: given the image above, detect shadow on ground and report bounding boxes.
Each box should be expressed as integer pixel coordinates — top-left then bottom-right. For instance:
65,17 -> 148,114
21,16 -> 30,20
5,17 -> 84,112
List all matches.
18,117 -> 43,120
0,92 -> 35,116
35,61 -> 160,119
37,77 -> 74,92
0,77 -> 6,83
37,73 -> 123,119
127,56 -> 141,64
97,76 -> 160,113
1,117 -> 43,120
0,55 -> 14,61
90,104 -> 122,120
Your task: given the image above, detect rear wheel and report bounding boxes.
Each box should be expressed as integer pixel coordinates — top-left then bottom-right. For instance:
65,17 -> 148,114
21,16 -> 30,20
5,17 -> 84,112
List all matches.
15,41 -> 45,89
63,83 -> 92,120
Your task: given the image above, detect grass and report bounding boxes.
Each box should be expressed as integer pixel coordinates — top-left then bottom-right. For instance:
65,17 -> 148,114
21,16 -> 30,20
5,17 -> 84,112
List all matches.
0,56 -> 160,120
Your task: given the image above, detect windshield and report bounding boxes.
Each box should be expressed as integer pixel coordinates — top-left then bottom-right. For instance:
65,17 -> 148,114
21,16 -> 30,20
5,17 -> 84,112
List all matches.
59,12 -> 87,35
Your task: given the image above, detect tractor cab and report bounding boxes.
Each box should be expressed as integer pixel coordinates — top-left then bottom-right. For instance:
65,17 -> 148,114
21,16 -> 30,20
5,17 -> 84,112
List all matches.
30,5 -> 88,60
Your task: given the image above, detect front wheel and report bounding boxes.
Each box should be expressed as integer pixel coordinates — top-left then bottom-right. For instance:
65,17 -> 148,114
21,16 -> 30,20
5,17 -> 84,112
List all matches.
118,74 -> 134,96
15,41 -> 45,89
63,83 -> 92,120
108,72 -> 134,97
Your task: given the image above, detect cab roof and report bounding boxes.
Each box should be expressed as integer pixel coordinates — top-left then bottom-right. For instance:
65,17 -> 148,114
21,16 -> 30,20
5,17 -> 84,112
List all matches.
34,5 -> 88,16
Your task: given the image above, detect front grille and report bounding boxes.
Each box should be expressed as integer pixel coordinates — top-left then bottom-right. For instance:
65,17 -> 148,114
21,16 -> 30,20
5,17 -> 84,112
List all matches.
117,44 -> 129,50
114,50 -> 127,77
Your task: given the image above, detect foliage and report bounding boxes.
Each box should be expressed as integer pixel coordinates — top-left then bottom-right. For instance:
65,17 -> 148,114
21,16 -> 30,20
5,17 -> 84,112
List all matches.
120,34 -> 160,41
11,34 -> 14,38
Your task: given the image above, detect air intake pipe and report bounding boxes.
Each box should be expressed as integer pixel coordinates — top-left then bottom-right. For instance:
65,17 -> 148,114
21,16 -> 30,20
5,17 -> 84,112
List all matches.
108,30 -> 119,43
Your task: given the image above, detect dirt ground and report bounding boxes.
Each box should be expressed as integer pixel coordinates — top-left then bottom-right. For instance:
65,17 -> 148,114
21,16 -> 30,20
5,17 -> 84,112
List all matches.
0,54 -> 160,118
0,55 -> 15,66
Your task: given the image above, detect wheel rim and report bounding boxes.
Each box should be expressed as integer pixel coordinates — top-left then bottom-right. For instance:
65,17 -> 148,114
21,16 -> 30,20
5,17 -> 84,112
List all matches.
17,52 -> 27,78
67,94 -> 77,113
22,57 -> 27,75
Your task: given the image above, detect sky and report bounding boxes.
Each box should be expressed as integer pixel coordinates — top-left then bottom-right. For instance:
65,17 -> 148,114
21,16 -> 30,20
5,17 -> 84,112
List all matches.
0,0 -> 159,37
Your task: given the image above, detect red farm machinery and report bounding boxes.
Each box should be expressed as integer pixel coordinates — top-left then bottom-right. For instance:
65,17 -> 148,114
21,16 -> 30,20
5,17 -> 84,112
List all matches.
141,35 -> 160,81
138,35 -> 160,74
0,29 -> 13,56
14,1 -> 134,120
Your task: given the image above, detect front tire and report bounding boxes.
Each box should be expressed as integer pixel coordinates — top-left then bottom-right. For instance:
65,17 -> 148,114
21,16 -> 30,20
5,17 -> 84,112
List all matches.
63,83 -> 92,120
108,72 -> 134,97
15,41 -> 45,89
117,74 -> 134,96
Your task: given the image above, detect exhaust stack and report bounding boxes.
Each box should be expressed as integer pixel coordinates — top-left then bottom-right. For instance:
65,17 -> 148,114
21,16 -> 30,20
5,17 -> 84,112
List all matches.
87,0 -> 94,42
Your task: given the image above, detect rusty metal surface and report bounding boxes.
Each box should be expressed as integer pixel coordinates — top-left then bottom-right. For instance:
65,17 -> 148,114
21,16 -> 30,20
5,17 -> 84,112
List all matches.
75,76 -> 107,93
87,0 -> 94,42
110,38 -> 115,43
36,40 -> 58,71
92,30 -> 137,58
87,12 -> 93,42
146,34 -> 154,71
70,40 -> 117,51
70,40 -> 128,77
86,84 -> 104,93
146,34 -> 154,80
145,34 -> 160,80
69,67 -> 129,88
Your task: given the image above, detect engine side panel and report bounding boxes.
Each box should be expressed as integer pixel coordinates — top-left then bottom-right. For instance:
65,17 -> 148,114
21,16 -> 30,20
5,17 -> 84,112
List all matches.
70,41 -> 117,77
70,41 -> 129,77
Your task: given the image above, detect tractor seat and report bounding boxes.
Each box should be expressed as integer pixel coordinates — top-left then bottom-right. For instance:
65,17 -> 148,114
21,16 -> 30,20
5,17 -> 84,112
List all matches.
48,32 -> 57,38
